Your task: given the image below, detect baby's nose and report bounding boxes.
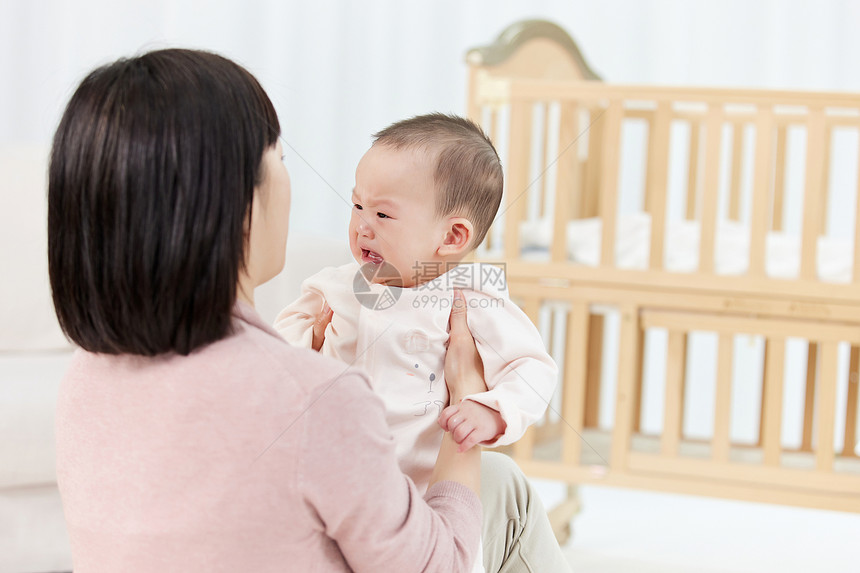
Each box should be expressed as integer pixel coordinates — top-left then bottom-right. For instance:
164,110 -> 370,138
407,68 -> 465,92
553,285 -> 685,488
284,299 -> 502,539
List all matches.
357,220 -> 374,237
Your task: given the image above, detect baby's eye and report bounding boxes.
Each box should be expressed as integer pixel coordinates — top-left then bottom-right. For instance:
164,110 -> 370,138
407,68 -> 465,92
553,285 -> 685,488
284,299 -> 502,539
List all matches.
377,212 -> 390,219
353,203 -> 363,210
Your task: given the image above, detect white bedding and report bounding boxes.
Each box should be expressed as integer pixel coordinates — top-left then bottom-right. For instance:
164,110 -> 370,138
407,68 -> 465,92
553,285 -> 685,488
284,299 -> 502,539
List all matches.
516,213 -> 854,283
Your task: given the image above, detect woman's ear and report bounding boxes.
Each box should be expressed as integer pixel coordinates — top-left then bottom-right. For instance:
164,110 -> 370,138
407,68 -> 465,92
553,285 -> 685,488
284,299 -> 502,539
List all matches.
437,217 -> 474,257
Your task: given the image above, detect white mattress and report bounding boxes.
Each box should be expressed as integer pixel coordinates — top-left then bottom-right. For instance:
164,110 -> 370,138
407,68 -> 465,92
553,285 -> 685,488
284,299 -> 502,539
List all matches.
515,213 -> 854,283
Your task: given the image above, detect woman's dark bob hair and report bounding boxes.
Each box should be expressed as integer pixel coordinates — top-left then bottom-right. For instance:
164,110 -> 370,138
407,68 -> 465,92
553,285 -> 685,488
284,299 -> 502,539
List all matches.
48,49 -> 280,356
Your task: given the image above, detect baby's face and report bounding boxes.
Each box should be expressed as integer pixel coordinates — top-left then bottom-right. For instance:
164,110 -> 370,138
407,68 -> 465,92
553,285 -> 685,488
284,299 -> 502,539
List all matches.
350,144 -> 450,287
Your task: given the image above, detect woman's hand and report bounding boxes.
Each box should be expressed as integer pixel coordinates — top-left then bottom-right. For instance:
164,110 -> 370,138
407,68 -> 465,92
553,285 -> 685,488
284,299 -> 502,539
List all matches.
428,289 -> 484,494
443,290 -> 487,404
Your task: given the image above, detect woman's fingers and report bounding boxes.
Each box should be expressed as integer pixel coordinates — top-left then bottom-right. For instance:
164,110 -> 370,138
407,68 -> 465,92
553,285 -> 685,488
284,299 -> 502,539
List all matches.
449,289 -> 467,328
444,290 -> 487,397
446,290 -> 472,352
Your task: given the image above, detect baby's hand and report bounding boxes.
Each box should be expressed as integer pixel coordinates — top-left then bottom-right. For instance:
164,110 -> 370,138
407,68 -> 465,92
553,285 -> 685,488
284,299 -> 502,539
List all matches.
312,303 -> 333,352
438,400 -> 506,452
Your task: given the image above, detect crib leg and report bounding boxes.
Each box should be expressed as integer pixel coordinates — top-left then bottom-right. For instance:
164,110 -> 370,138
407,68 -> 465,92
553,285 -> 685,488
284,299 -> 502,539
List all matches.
547,484 -> 582,546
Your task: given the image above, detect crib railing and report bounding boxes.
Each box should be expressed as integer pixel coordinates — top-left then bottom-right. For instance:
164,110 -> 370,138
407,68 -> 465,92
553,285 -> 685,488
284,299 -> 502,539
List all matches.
506,283 -> 860,512
473,76 -> 860,293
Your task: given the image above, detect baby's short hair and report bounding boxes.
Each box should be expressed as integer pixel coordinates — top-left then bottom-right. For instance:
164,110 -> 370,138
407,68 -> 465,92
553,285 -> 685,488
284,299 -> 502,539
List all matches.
372,113 -> 503,249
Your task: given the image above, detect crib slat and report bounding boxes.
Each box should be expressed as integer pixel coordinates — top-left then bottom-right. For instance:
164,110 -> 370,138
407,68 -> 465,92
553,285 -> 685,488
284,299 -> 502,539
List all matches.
854,140 -> 860,283
563,302 -> 590,465
552,103 -> 581,262
599,100 -> 624,267
712,333 -> 734,463
772,125 -> 788,232
819,126 -> 832,234
584,314 -> 604,428
801,343 -> 818,452
487,107 -> 498,143
699,105 -> 724,274
686,121 -> 701,221
762,337 -> 785,466
728,121 -> 744,222
611,304 -> 640,469
800,108 -> 827,281
582,107 -> 604,218
816,341 -> 839,471
504,100 -> 533,259
632,330 -> 646,434
661,330 -> 686,457
538,102 -> 551,218
844,346 -> 859,457
485,107 -> 499,251
749,106 -> 774,279
646,101 -> 672,270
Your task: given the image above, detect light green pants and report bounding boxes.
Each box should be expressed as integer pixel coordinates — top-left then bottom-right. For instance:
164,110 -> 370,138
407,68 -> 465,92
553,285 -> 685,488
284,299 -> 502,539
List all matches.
481,452 -> 573,573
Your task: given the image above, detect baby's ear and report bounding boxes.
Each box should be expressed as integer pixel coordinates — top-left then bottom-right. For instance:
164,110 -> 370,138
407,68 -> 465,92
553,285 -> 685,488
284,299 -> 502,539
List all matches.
437,217 -> 474,257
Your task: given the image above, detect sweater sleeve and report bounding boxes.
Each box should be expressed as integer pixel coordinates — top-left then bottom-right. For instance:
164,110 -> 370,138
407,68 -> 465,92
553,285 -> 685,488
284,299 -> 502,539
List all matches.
460,290 -> 559,446
273,275 -> 329,349
299,370 -> 482,573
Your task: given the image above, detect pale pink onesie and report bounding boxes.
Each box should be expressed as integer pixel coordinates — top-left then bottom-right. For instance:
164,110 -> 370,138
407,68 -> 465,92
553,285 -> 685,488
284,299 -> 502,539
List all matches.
275,262 -> 558,493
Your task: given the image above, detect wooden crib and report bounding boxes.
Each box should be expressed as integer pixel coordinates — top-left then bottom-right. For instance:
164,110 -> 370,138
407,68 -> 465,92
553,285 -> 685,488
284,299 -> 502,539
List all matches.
466,20 -> 860,536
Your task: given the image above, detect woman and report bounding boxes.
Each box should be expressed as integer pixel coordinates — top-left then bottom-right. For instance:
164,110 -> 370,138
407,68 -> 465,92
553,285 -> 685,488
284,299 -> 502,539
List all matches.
50,49 -> 570,572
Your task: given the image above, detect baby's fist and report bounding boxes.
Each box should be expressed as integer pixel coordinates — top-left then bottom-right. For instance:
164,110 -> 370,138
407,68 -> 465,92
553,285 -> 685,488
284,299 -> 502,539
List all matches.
438,400 -> 506,452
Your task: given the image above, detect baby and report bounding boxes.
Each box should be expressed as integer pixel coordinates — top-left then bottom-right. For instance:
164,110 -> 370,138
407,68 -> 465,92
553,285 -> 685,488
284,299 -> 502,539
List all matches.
275,113 -> 557,492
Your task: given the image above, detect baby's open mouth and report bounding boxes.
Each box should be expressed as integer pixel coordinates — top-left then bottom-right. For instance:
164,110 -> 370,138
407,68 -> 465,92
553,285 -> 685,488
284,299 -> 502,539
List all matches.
362,249 -> 384,265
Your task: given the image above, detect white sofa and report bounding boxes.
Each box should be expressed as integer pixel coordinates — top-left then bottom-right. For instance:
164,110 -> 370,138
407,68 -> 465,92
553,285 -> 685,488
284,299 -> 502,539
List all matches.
0,144 -> 353,572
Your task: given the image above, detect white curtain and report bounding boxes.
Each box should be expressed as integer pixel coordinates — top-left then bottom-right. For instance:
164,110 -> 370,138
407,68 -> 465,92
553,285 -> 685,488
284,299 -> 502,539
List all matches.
2,0 -> 860,344
3,0 -> 859,239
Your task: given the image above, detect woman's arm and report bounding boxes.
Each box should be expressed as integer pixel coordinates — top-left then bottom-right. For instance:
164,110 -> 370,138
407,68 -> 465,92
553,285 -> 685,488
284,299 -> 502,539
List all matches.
300,367 -> 482,572
428,289 -> 485,494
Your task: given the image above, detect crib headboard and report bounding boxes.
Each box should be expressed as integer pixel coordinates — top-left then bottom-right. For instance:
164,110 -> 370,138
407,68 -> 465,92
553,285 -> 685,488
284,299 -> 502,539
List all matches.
465,19 -> 600,120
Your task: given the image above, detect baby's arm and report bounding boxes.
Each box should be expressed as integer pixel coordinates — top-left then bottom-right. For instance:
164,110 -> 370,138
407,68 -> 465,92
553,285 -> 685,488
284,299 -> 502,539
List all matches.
274,285 -> 330,350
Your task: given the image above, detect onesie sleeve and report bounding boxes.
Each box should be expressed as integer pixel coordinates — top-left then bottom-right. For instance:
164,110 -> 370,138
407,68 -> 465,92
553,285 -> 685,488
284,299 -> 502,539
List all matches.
300,370 -> 482,572
460,290 -> 559,447
273,272 -> 330,349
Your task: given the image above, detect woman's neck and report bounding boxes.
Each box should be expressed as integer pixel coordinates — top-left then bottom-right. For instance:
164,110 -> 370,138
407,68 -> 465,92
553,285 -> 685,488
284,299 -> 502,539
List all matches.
236,275 -> 255,307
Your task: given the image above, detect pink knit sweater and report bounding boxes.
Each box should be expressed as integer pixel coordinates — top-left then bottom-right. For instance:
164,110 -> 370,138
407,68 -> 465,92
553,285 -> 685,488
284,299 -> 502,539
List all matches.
55,302 -> 481,572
